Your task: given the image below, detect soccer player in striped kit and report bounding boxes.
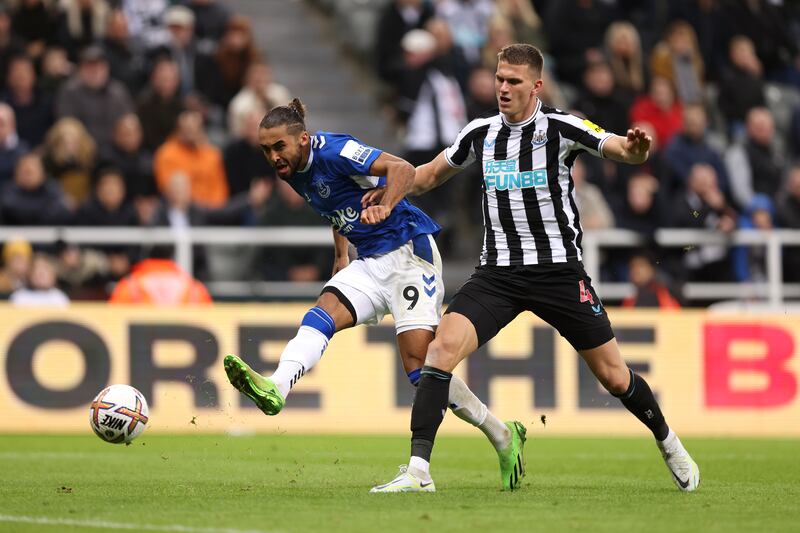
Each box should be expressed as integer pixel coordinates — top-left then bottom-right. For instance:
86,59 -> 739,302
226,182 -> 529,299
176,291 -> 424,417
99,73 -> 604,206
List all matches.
223,98 -> 526,491
371,44 -> 699,493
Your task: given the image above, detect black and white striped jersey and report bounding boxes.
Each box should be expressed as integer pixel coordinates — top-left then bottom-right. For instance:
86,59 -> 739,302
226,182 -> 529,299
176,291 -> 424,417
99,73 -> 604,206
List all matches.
444,100 -> 614,266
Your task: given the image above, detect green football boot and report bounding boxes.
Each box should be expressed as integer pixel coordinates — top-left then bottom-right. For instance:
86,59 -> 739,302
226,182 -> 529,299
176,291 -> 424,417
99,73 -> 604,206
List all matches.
497,421 -> 527,490
223,354 -> 285,415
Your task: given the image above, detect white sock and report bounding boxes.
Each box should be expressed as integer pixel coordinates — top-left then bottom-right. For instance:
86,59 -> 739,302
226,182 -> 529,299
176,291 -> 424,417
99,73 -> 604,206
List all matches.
408,455 -> 431,481
448,375 -> 511,451
657,428 -> 677,450
269,326 -> 329,398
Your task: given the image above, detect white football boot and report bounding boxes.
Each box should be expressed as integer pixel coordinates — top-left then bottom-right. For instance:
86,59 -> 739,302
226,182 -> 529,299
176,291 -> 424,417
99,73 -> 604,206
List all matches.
369,465 -> 436,493
657,430 -> 700,492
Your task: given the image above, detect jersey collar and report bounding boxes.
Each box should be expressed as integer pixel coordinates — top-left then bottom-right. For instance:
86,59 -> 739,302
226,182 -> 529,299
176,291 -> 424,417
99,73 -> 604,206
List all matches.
501,99 -> 541,128
298,145 -> 314,174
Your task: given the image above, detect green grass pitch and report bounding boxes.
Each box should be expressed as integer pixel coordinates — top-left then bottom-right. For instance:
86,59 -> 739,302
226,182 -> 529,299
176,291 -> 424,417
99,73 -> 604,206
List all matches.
1,433 -> 798,532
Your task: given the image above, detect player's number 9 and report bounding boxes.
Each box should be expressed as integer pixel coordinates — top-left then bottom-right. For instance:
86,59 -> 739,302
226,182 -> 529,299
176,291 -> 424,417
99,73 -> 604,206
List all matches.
403,286 -> 419,310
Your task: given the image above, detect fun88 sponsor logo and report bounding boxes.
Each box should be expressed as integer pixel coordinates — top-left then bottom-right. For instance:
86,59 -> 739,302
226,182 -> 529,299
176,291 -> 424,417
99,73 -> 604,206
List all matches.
483,160 -> 547,191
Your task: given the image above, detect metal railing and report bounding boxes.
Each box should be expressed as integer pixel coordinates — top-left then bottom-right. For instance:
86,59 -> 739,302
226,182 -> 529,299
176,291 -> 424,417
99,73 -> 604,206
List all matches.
2,226 -> 799,305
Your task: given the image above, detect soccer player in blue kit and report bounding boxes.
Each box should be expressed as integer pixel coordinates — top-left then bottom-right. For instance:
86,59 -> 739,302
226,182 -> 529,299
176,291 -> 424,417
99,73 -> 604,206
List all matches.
223,98 -> 527,491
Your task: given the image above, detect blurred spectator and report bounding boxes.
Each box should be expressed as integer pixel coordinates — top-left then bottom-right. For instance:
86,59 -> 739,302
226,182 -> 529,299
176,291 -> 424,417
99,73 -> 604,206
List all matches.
157,5 -> 213,97
604,21 -> 645,97
670,163 -> 737,281
11,0 -> 59,62
0,153 -> 70,225
725,107 -> 785,211
572,157 -> 614,230
630,76 -> 683,148
54,241 -> 112,298
425,18 -> 469,91
42,117 -> 97,204
494,0 -> 545,50
573,59 -> 630,136
227,62 -> 290,138
10,253 -> 70,306
435,0 -> 494,67
74,167 -> 137,226
725,0 -> 800,85
183,0 -> 231,46
614,171 -> 665,235
663,104 -> 729,197
204,15 -> 260,107
649,20 -> 704,104
0,238 -> 32,295
668,0 -> 732,80
136,57 -> 183,152
223,108 -> 275,196
55,44 -> 133,152
465,66 -> 495,120
732,193 -> 776,282
121,0 -> 168,49
60,0 -> 111,54
397,29 -> 467,167
260,179 -> 331,282
39,46 -> 73,98
2,54 -> 54,147
153,110 -> 228,208
480,16 -> 515,71
374,0 -> 435,87
622,250 -> 681,309
543,0 -> 620,86
717,35 -> 766,136
101,8 -> 146,95
792,105 -> 800,159
777,164 -> 800,281
0,103 -> 29,184
102,113 -> 156,203
109,244 -> 212,305
150,171 -> 268,278
0,6 -> 25,90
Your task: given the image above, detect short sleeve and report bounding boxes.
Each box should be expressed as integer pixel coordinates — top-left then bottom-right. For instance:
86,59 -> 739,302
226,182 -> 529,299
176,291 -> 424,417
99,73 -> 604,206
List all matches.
549,114 -> 615,158
444,118 -> 492,168
322,133 -> 383,176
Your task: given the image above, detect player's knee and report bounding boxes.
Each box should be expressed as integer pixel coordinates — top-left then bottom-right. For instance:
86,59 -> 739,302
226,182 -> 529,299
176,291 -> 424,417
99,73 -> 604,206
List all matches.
600,367 -> 631,396
425,337 -> 458,370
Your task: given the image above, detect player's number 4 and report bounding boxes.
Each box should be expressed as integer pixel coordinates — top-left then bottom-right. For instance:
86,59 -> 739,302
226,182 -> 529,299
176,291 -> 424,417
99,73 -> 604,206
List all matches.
403,286 -> 419,310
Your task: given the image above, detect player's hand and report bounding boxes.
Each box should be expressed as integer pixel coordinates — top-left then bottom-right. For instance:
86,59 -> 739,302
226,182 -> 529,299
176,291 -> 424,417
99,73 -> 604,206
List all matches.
624,128 -> 651,163
361,205 -> 390,225
332,255 -> 349,276
361,187 -> 386,208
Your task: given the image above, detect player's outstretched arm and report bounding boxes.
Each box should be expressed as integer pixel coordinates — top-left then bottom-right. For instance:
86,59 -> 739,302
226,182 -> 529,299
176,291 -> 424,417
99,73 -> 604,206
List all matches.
361,152 -> 414,225
412,151 -> 461,196
601,127 -> 652,165
331,229 -> 350,276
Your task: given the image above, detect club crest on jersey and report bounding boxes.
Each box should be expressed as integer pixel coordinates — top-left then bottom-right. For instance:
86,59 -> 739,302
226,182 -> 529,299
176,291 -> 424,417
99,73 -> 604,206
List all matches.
531,130 -> 547,145
313,177 -> 330,198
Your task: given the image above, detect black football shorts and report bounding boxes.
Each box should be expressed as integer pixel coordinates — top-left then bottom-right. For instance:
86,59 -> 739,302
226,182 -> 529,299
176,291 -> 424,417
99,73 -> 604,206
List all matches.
445,262 -> 614,350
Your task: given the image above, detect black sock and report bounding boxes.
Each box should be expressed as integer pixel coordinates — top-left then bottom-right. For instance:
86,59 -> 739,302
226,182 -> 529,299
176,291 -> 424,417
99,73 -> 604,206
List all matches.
613,369 -> 670,441
410,366 -> 452,462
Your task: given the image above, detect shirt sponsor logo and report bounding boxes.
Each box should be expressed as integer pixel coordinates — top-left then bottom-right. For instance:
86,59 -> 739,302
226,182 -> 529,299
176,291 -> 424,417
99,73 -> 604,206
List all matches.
324,206 -> 360,233
339,139 -> 373,165
483,159 -> 547,191
582,119 -> 605,134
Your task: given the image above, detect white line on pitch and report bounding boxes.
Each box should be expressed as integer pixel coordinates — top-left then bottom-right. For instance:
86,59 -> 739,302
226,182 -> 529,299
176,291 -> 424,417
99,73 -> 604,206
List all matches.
0,515 -> 279,533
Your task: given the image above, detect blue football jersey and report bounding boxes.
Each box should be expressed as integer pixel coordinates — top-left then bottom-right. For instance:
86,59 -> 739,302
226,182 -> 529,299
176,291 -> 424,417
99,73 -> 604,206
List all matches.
286,131 -> 440,257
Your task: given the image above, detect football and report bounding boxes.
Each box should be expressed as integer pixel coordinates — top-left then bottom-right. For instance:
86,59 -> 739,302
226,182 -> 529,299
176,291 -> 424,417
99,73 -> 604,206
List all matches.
89,384 -> 150,444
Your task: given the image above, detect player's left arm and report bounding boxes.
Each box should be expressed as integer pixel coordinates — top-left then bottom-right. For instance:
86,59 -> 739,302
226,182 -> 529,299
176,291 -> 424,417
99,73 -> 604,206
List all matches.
601,128 -> 652,165
360,152 -> 414,225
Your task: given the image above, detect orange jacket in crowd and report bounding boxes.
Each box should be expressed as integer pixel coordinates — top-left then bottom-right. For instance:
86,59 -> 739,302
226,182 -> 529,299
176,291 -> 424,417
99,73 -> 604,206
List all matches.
109,259 -> 212,305
154,136 -> 229,207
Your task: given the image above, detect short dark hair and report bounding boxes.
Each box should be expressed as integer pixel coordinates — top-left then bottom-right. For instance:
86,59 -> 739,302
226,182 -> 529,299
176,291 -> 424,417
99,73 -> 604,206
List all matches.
497,44 -> 544,75
259,97 -> 306,135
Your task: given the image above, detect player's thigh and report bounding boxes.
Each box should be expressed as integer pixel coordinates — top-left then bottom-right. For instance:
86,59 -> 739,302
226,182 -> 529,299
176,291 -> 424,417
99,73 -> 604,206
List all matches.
386,239 -> 444,336
396,328 -> 434,374
526,262 -> 615,352
322,259 -> 387,329
579,338 -> 631,395
315,291 -> 356,331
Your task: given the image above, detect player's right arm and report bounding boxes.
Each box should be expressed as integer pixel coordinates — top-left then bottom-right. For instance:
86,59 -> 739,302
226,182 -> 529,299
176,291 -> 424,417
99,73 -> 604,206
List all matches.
331,228 -> 350,276
411,151 -> 462,195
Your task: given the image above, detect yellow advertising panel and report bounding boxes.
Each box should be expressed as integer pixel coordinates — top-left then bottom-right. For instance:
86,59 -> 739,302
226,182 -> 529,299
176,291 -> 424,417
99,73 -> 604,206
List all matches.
0,305 -> 798,436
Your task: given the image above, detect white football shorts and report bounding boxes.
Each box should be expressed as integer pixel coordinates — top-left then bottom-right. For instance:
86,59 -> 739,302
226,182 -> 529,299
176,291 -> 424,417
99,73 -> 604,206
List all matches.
323,234 -> 444,334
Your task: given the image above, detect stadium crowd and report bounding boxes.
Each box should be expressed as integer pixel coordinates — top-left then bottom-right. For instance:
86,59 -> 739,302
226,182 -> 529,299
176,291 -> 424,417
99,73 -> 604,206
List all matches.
370,0 -> 800,305
1,0 -> 800,307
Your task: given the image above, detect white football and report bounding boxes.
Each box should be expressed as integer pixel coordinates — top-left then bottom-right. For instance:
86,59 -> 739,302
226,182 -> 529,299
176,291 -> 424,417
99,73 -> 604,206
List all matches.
89,384 -> 150,444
